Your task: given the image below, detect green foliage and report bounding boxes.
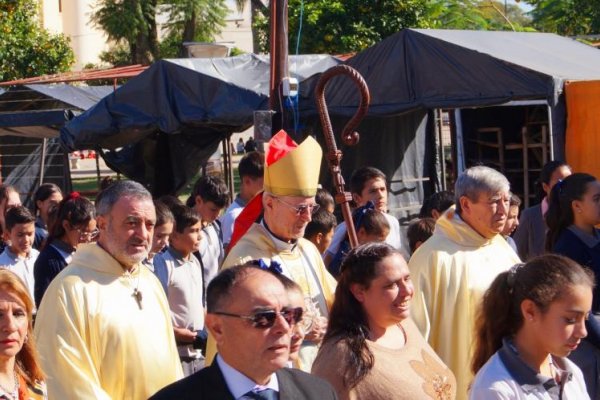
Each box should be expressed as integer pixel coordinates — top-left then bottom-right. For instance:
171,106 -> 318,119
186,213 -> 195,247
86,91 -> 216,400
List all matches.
91,0 -> 159,65
0,0 -> 74,81
98,43 -> 132,67
160,0 -> 229,43
524,0 -> 600,35
254,0 -> 533,55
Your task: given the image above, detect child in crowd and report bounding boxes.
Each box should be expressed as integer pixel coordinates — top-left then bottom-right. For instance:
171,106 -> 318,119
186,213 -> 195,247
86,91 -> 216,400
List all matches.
304,209 -> 337,255
187,175 -> 230,298
153,204 -> 205,377
32,183 -> 63,250
501,193 -> 521,253
419,190 -> 454,220
0,206 -> 39,302
513,160 -> 572,261
33,192 -> 96,307
220,151 -> 264,248
0,185 -> 21,251
406,217 -> 435,256
545,172 -> 600,397
328,202 -> 390,278
316,188 -> 335,214
470,255 -> 591,399
148,200 -> 174,263
324,167 -> 401,269
276,273 -> 307,368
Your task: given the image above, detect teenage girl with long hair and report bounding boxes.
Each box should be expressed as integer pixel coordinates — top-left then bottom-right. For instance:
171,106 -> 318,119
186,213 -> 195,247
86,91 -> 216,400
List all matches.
544,172 -> 600,398
470,254 -> 592,399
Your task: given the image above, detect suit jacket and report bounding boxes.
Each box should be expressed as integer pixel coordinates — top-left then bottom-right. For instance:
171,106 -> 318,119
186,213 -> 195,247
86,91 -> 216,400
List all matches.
513,204 -> 546,261
150,362 -> 338,400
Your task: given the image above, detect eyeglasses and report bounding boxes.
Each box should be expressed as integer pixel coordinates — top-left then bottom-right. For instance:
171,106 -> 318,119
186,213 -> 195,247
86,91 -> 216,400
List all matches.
274,197 -> 320,216
212,307 -> 303,329
77,228 -> 99,241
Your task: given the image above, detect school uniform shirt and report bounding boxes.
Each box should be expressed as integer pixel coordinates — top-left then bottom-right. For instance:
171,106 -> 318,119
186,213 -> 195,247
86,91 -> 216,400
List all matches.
470,338 -> 589,399
154,247 -> 204,359
197,223 -> 224,295
219,195 -> 247,248
0,247 -> 39,303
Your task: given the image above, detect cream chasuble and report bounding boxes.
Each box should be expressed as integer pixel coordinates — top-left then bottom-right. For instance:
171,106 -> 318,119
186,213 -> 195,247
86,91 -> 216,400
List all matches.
408,207 -> 520,400
34,243 -> 183,399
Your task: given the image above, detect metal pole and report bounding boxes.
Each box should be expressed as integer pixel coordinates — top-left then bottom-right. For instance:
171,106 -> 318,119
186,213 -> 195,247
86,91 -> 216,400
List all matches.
269,0 -> 289,134
39,138 -> 47,186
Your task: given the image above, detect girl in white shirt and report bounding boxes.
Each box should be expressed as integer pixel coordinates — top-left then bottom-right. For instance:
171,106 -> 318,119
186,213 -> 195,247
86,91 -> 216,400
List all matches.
470,254 -> 593,399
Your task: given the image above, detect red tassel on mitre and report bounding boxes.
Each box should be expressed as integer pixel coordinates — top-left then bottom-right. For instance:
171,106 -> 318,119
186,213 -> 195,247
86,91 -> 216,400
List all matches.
227,130 -> 298,252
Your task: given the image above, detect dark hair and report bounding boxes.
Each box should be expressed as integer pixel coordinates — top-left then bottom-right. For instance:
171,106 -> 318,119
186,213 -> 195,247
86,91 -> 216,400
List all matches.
545,173 -> 596,251
33,183 -> 62,213
304,209 -> 337,239
509,193 -> 522,208
5,206 -> 35,232
157,195 -> 184,210
419,190 -> 454,218
238,151 -> 264,179
274,272 -> 302,293
537,160 -> 571,200
324,242 -> 400,388
206,264 -> 272,313
471,254 -> 594,374
48,193 -> 96,241
357,209 -> 389,237
0,185 -> 19,213
407,217 -> 435,254
170,204 -> 201,234
100,176 -> 115,191
154,200 -> 174,227
186,175 -> 230,208
316,188 -> 335,211
349,167 -> 386,196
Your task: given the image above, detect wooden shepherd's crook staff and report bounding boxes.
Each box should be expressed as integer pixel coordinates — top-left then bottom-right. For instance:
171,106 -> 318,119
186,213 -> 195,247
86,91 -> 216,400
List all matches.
315,65 -> 370,249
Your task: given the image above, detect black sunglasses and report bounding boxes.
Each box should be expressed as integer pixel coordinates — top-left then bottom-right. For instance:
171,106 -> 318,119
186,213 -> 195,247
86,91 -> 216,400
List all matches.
212,307 -> 303,329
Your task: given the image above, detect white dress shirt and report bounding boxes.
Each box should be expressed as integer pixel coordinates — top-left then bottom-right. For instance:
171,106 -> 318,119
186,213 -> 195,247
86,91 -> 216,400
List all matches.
216,355 -> 279,399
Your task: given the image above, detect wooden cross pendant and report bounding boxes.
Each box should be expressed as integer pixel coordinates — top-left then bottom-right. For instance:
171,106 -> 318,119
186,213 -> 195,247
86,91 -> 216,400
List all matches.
133,289 -> 143,310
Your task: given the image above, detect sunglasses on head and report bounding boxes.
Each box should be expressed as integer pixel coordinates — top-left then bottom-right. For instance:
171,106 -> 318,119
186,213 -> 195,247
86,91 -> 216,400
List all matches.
212,307 -> 304,329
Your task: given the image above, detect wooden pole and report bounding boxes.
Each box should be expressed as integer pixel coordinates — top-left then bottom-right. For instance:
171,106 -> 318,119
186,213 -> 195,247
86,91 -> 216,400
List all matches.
269,0 -> 289,134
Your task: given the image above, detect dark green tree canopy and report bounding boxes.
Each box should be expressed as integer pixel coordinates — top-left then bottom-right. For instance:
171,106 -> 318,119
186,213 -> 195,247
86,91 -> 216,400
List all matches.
0,0 -> 74,81
253,0 -> 532,55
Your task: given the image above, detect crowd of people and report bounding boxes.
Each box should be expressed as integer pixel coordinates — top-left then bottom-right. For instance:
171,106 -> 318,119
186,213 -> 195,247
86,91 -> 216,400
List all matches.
0,129 -> 597,399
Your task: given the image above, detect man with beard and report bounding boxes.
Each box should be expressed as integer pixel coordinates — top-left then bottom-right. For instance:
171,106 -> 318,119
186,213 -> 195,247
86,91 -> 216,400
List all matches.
34,181 -> 182,399
408,165 -> 520,400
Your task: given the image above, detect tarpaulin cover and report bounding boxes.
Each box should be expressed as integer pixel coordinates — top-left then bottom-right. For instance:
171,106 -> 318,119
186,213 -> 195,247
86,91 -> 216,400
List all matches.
300,29 -> 600,118
295,29 -> 600,232
0,84 -> 114,138
0,84 -> 113,203
565,80 -> 600,178
60,54 -> 340,195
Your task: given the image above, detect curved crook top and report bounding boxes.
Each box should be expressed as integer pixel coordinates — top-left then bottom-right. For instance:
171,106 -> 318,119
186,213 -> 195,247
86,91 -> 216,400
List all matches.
315,65 -> 370,147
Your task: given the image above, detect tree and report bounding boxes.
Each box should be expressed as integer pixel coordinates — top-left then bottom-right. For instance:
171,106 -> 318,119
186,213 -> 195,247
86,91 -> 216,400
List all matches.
252,0 -> 533,55
91,0 -> 159,65
160,0 -> 229,57
254,0 -> 432,54
524,0 -> 600,35
0,0 -> 74,81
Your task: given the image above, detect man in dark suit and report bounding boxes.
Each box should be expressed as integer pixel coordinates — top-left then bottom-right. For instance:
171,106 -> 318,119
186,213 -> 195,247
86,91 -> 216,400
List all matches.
151,265 -> 338,399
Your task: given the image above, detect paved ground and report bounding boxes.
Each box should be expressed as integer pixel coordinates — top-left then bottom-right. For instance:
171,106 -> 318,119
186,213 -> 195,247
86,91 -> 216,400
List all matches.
70,157 -> 117,180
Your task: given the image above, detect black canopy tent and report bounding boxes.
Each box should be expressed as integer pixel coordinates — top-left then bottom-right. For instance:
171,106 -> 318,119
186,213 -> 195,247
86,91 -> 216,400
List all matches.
0,84 -> 113,205
298,29 -> 600,223
60,54 -> 341,196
